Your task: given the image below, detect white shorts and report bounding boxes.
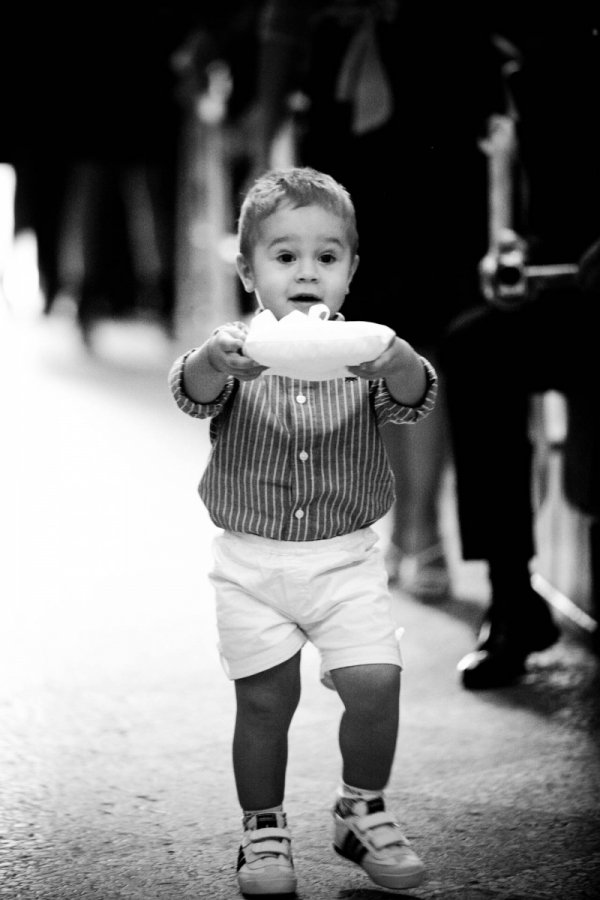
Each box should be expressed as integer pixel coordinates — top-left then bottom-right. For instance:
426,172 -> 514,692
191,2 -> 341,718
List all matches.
209,527 -> 403,680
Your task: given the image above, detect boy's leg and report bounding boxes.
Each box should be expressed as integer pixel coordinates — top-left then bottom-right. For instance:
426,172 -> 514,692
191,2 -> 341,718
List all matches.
331,663 -> 400,790
329,662 -> 425,890
233,651 -> 302,810
233,652 -> 301,895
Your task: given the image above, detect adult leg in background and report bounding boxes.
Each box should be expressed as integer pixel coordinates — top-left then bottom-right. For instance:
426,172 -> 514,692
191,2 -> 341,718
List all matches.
381,345 -> 451,599
440,293 -> 587,687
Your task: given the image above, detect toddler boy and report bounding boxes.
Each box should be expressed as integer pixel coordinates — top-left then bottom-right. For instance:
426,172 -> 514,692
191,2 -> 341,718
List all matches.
169,167 -> 436,895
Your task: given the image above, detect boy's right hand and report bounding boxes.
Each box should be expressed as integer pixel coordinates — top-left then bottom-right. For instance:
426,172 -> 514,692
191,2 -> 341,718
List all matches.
206,322 -> 268,381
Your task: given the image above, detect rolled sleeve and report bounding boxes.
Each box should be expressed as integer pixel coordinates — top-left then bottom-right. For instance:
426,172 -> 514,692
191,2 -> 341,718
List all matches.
168,351 -> 235,420
373,356 -> 438,426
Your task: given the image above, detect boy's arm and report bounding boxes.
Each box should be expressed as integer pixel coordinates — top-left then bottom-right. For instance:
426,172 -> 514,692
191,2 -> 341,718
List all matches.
182,323 -> 267,404
348,336 -> 428,406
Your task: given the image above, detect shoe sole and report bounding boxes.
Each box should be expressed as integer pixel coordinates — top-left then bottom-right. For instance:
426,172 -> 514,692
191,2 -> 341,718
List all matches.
237,871 -> 298,897
334,844 -> 426,890
238,875 -> 297,896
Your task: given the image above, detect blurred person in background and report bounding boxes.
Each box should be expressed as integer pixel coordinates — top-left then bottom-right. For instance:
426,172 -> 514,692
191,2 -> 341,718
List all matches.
0,10 -> 70,313
53,5 -> 197,344
442,5 -> 600,689
2,5 -> 211,343
250,0 -> 508,600
172,1 -> 268,320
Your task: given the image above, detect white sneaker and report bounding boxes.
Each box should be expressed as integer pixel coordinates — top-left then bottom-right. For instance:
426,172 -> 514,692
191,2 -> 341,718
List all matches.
333,796 -> 425,890
236,811 -> 296,896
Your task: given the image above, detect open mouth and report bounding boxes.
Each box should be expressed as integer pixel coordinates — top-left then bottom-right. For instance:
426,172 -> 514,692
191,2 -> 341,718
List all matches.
290,294 -> 321,304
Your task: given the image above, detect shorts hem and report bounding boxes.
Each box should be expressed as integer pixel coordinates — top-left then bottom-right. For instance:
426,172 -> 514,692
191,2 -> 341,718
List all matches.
321,647 -> 403,673
221,634 -> 307,681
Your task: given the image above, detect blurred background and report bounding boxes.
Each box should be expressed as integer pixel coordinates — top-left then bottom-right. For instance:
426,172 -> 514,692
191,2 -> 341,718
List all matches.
1,4 -> 598,898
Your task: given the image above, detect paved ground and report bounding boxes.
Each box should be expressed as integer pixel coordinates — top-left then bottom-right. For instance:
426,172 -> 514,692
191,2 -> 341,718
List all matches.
1,308 -> 599,900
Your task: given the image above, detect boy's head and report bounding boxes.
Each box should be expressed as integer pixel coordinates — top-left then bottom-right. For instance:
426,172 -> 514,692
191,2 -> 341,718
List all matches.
238,167 -> 359,259
236,167 -> 360,320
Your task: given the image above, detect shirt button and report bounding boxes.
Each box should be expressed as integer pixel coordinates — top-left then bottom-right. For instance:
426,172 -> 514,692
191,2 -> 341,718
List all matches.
299,451 -> 309,461
294,509 -> 305,519
296,394 -> 307,404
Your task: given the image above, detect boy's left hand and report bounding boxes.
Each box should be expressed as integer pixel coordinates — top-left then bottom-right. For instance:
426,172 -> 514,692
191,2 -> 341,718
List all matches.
348,334 -> 428,407
347,334 -> 406,379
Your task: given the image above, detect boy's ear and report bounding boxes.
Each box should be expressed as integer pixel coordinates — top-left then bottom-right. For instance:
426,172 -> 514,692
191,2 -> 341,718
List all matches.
236,254 -> 255,292
347,254 -> 359,290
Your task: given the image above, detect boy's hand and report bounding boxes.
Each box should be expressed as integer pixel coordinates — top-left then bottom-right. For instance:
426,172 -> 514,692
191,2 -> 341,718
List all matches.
207,322 -> 268,381
349,334 -> 428,407
347,334 -> 406,379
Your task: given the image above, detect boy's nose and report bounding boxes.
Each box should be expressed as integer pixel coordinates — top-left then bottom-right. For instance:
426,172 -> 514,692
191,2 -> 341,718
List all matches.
296,263 -> 318,282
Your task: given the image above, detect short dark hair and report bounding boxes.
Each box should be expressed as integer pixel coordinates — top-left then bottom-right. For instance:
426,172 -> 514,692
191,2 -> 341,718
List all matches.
237,166 -> 359,259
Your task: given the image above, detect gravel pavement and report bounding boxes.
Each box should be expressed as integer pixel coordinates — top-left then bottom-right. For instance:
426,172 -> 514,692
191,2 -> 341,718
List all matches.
1,311 -> 599,900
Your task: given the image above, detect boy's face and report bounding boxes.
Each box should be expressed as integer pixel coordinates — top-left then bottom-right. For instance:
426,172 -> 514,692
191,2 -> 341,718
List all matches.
236,202 -> 359,320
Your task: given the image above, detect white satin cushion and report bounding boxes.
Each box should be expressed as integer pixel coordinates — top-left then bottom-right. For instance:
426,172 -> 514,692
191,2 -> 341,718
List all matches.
243,305 -> 395,380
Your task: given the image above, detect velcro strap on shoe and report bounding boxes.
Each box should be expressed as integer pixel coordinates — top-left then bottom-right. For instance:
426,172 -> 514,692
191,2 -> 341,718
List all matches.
356,811 -> 394,831
248,827 -> 292,858
356,812 -> 406,850
249,839 -> 290,858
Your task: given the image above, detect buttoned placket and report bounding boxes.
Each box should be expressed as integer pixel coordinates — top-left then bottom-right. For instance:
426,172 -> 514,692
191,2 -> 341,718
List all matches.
291,384 -> 311,531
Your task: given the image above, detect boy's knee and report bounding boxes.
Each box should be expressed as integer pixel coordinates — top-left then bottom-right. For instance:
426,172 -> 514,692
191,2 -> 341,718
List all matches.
333,663 -> 400,713
236,689 -> 285,727
235,656 -> 301,722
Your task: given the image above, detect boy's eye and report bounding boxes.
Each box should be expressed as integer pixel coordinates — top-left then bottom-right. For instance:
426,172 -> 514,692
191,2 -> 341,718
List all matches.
276,252 -> 295,263
320,252 -> 337,264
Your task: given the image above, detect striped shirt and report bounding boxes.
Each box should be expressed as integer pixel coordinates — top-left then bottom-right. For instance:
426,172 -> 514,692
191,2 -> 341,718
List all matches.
169,353 -> 437,541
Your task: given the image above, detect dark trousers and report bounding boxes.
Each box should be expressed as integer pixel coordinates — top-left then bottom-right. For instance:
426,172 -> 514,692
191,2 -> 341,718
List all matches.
441,288 -> 597,565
